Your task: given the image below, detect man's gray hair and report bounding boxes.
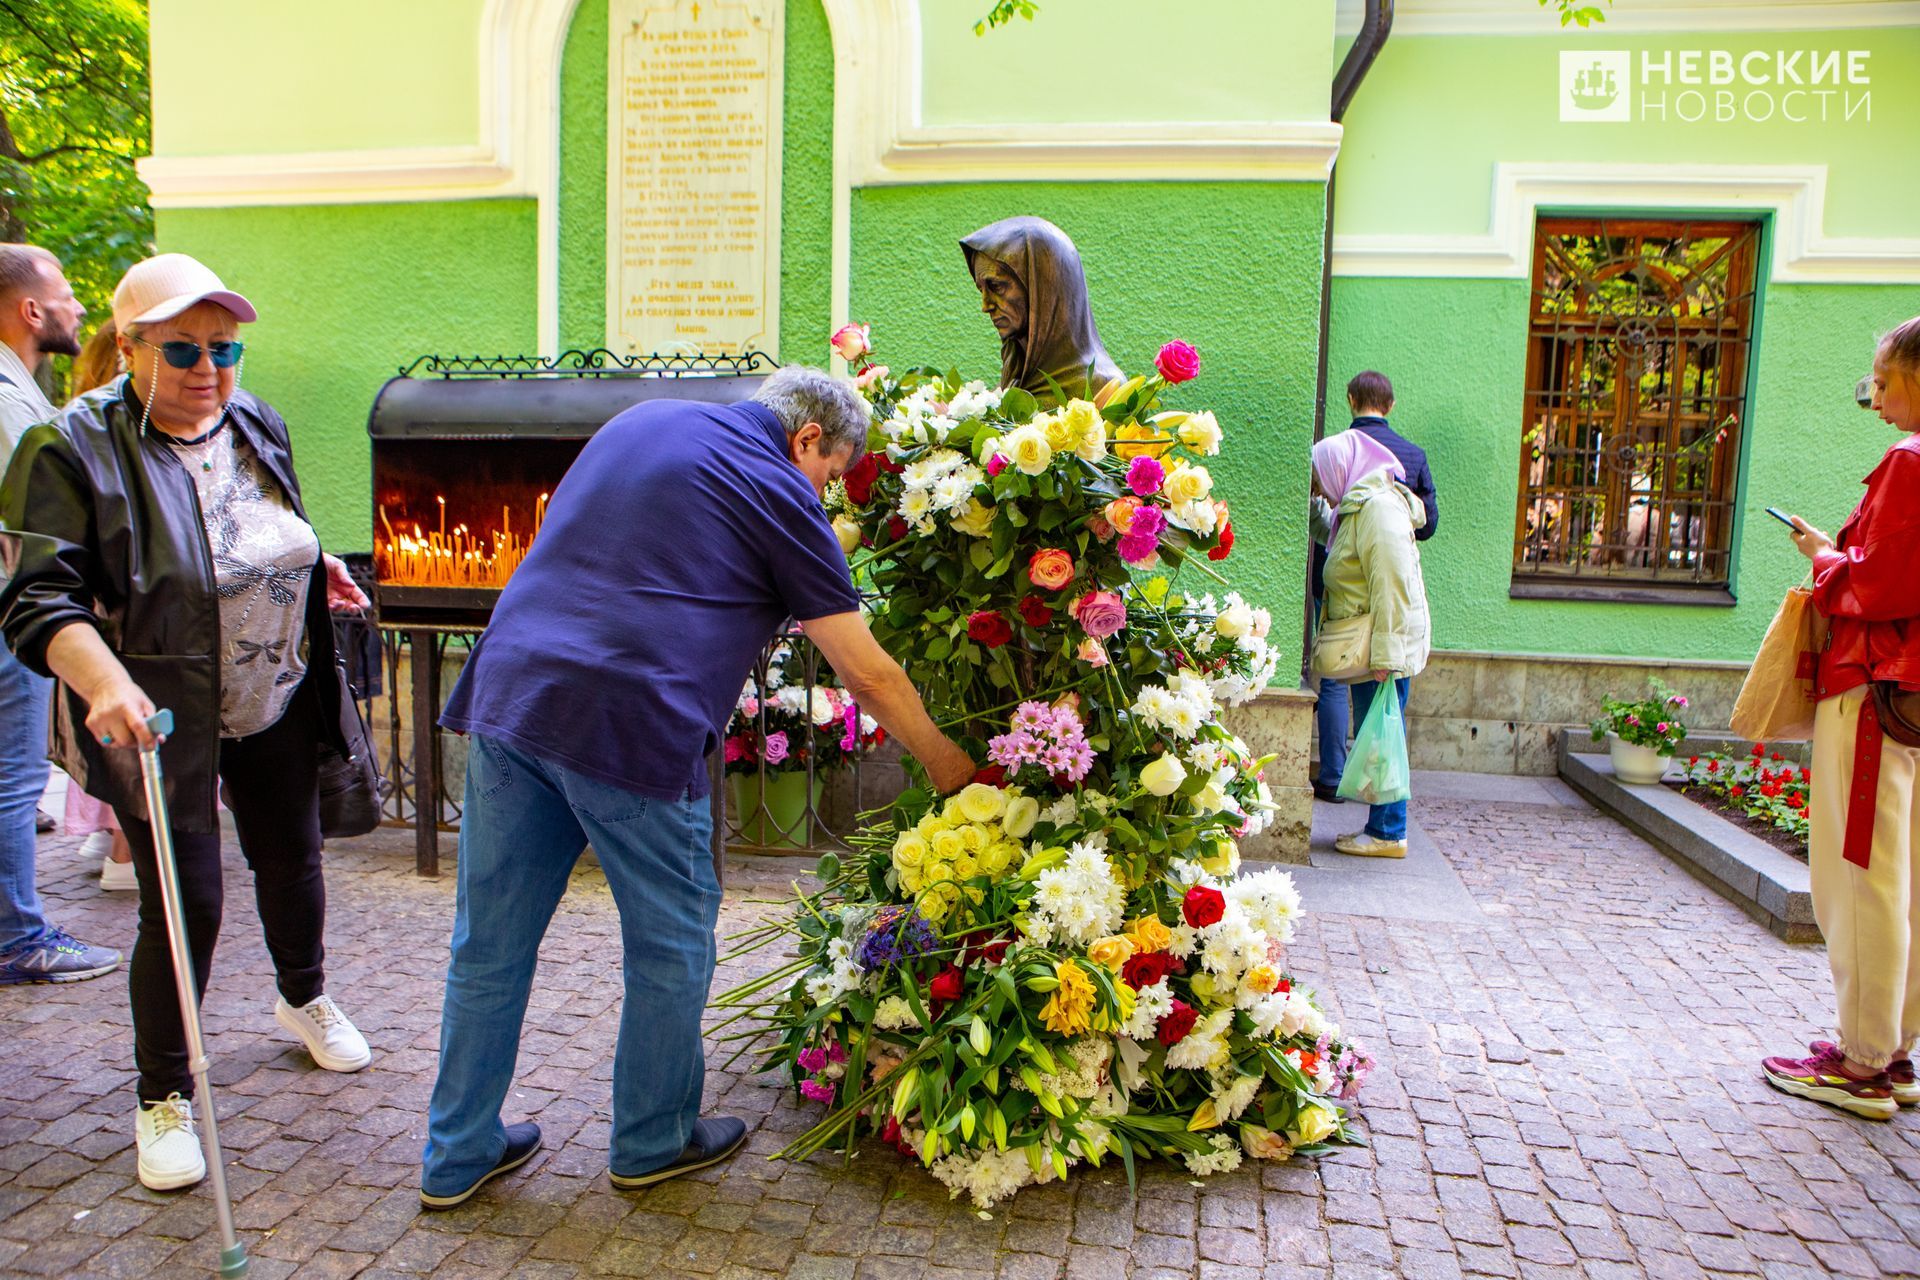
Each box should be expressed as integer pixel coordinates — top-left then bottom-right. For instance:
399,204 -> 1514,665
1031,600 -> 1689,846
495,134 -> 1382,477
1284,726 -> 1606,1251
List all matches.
0,244 -> 58,303
752,366 -> 871,457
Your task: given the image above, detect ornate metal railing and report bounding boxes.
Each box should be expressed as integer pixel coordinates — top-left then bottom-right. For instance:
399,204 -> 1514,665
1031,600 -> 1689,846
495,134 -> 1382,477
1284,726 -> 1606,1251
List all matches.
397,349 -> 779,379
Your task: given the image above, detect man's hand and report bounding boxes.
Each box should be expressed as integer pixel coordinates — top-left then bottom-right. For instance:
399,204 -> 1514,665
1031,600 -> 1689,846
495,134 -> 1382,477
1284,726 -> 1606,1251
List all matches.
324,554 -> 371,612
1789,518 -> 1834,563
799,611 -> 976,794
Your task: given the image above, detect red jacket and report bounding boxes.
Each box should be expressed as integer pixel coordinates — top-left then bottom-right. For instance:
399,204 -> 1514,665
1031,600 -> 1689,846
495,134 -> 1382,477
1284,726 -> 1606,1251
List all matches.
1814,434 -> 1920,700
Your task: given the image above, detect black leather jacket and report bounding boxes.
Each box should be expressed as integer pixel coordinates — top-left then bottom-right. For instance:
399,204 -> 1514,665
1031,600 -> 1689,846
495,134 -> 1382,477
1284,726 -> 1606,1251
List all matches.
0,376 -> 349,833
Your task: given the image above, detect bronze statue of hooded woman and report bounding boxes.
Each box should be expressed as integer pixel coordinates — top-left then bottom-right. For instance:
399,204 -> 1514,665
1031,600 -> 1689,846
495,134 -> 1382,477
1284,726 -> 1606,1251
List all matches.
962,216 -> 1123,406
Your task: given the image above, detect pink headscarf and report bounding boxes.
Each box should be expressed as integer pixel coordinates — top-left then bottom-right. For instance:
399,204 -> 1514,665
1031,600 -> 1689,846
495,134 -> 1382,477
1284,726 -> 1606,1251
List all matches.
1312,430 -> 1405,538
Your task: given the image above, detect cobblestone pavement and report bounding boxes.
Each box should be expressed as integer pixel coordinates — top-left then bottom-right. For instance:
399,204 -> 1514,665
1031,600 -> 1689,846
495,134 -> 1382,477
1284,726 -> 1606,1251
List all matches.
5,791 -> 1920,1280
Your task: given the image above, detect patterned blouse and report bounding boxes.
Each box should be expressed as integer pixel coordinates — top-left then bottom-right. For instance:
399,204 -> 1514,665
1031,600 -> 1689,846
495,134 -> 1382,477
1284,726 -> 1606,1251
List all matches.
167,424 -> 321,738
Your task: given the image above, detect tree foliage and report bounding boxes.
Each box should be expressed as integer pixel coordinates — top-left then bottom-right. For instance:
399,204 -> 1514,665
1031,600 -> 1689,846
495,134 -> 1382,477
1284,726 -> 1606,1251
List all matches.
977,1 -> 1611,37
0,0 -> 153,332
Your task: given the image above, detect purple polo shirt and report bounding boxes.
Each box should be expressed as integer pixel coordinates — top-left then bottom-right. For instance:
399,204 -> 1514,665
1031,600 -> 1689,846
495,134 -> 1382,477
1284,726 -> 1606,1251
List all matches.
441,399 -> 861,799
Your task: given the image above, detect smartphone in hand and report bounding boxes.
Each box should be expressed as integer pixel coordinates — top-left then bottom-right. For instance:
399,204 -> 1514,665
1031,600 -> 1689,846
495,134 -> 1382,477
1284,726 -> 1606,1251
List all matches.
1765,507 -> 1801,531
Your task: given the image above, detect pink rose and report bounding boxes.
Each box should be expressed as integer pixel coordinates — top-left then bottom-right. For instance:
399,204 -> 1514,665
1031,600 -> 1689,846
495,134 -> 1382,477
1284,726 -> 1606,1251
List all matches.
987,454 -> 1008,477
854,363 -> 889,389
763,731 -> 790,765
1027,548 -> 1076,592
1154,340 -> 1200,384
1070,590 -> 1127,640
1076,638 -> 1109,668
830,323 -> 871,362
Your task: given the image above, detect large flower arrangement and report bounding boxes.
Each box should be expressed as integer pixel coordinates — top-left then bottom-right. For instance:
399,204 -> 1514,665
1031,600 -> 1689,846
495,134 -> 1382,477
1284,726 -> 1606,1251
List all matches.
718,328 -> 1369,1208
724,640 -> 885,777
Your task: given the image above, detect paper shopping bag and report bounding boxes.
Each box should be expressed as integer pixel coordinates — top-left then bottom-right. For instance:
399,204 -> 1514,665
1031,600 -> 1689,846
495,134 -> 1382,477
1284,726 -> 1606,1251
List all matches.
1730,583 -> 1827,742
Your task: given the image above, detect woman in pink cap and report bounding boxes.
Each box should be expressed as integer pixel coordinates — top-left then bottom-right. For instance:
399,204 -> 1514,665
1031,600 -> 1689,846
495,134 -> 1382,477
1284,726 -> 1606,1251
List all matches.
1310,429 -> 1432,858
0,253 -> 374,1191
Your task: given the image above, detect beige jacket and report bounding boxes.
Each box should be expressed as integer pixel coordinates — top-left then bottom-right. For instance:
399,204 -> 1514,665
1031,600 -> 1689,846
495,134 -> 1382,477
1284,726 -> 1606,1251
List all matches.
1320,470 -> 1432,679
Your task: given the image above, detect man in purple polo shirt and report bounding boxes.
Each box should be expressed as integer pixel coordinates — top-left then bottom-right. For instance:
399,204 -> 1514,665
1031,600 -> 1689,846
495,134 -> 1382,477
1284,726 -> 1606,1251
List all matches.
421,367 -> 975,1208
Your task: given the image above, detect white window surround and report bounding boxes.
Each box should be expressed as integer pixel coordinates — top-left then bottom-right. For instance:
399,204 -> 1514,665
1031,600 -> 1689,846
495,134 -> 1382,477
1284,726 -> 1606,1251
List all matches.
1331,163 -> 1920,284
1334,0 -> 1920,36
137,0 -> 1343,356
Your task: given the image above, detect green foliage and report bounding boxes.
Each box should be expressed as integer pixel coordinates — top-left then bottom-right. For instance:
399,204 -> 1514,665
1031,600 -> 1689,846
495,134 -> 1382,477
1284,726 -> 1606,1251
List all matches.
973,1 -> 1041,37
1589,678 -> 1691,755
0,0 -> 154,344
1541,0 -> 1611,26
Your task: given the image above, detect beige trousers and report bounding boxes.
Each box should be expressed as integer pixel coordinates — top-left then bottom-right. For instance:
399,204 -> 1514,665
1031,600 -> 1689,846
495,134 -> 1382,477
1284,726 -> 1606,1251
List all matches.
1811,687 -> 1920,1069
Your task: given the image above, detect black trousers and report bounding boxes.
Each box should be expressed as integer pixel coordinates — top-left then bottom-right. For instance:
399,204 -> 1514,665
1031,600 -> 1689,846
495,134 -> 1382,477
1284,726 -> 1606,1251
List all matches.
117,680 -> 326,1103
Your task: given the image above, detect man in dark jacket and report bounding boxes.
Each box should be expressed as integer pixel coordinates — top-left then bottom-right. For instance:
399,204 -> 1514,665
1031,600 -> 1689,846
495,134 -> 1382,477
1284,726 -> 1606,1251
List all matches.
1312,370 -> 1439,802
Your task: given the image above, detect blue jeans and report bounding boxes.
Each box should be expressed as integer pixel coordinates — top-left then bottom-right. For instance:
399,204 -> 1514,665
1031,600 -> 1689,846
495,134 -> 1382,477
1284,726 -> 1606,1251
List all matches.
0,647 -> 52,952
1315,678 -> 1350,789
1349,677 -> 1412,842
422,734 -> 723,1195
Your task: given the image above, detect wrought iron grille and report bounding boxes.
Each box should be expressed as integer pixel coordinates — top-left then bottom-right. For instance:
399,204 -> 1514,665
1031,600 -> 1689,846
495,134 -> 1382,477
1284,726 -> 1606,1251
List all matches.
1513,217 -> 1761,593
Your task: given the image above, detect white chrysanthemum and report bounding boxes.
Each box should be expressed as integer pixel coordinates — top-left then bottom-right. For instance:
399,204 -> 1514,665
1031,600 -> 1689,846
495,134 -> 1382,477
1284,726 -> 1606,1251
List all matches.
873,995 -> 921,1031
898,487 -> 935,529
1038,1038 -> 1111,1099
1027,844 -> 1127,947
1211,1070 -> 1263,1123
1165,1008 -> 1234,1071
1228,868 -> 1303,944
946,381 -> 1004,420
1184,1133 -> 1243,1176
932,472 -> 975,513
1121,977 -> 1174,1040
930,1147 -> 1039,1208
1167,498 -> 1219,537
900,456 -> 941,490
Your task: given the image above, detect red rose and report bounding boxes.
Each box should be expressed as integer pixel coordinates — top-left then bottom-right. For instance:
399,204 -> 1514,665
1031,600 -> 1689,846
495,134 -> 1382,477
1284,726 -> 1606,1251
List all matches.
875,453 -> 904,474
1182,885 -> 1226,929
1017,594 -> 1054,628
929,965 -> 964,1005
1207,518 -> 1234,561
1154,340 -> 1201,384
843,452 -> 880,505
881,1115 -> 901,1146
964,931 -> 1012,966
1276,978 -> 1291,995
1121,950 -> 1178,991
887,516 -> 908,542
1156,1000 -> 1199,1046
1027,548 -> 1076,592
968,610 -> 1013,649
972,764 -> 1007,787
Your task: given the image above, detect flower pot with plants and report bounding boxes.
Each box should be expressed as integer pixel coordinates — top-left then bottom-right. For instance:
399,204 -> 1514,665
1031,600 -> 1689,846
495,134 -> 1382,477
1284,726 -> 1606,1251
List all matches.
1590,681 -> 1690,785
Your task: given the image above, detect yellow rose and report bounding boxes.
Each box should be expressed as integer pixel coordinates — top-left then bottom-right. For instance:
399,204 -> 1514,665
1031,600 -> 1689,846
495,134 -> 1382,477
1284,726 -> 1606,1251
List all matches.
1286,1105 -> 1339,1147
899,867 -> 924,893
1177,410 -> 1223,455
1005,425 -> 1053,475
1189,972 -> 1219,1003
1141,755 -> 1188,797
1163,461 -> 1214,506
1061,398 -> 1101,441
1199,836 -> 1239,877
1244,964 -> 1280,995
832,515 -> 863,554
892,832 -> 928,869
925,860 -> 955,885
956,782 -> 1007,825
1041,411 -> 1076,450
942,796 -> 966,822
1240,1125 -> 1292,1161
1125,916 -> 1172,954
1087,935 -> 1136,970
952,499 -> 995,537
954,854 -> 980,880
931,829 -> 965,864
918,888 -> 951,924
916,813 -> 947,839
955,824 -> 987,856
1113,421 -> 1169,460
979,841 -> 1014,877
1001,795 -> 1039,840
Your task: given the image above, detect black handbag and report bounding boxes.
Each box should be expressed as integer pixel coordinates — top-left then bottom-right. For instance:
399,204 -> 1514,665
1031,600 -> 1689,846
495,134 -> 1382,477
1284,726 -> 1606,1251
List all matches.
319,662 -> 388,839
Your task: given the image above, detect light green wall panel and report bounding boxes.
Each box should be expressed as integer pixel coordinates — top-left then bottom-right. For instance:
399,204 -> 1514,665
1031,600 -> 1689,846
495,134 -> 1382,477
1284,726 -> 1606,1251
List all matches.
1335,28 -> 1920,240
150,0 -> 481,156
154,201 -> 539,551
558,0 -> 837,363
1327,274 -> 1919,662
851,182 -> 1328,673
919,0 -> 1334,126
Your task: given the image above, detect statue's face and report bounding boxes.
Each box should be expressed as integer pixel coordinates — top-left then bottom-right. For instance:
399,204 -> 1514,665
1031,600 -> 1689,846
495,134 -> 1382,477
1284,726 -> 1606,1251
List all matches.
972,255 -> 1027,340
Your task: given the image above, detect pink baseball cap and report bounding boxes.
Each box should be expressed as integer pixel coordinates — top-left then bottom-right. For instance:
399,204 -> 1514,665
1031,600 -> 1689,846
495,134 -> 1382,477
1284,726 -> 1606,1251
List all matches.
112,253 -> 257,331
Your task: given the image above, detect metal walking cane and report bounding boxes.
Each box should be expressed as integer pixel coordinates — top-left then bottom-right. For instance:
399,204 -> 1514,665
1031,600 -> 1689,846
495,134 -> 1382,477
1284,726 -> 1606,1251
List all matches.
138,710 -> 249,1278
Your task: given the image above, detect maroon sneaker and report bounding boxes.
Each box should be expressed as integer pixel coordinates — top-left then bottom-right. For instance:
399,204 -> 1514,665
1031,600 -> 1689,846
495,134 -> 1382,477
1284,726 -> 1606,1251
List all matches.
1809,1040 -> 1919,1106
1763,1044 -> 1896,1119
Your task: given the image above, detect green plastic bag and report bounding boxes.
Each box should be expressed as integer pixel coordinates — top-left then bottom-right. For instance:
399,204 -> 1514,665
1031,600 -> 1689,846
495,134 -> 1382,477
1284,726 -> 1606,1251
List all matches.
1338,686 -> 1411,806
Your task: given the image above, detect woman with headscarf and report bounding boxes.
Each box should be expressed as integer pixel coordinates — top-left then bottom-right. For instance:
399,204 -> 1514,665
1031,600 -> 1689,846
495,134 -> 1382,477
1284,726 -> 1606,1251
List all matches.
1312,430 -> 1431,857
961,216 -> 1122,405
0,253 -> 374,1192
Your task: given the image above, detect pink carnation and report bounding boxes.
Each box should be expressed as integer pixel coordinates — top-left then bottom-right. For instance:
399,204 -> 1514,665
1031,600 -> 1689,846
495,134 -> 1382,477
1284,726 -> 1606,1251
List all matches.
1126,456 -> 1165,497
800,1078 -> 836,1104
797,1046 -> 828,1073
987,454 -> 1008,477
1118,531 -> 1159,565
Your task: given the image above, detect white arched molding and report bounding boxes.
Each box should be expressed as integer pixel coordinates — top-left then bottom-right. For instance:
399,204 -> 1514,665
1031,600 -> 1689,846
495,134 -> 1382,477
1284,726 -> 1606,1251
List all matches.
1332,163 -> 1920,284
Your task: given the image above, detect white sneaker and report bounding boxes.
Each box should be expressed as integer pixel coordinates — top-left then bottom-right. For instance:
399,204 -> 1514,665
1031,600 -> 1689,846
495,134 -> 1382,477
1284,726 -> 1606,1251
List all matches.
79,831 -> 114,860
100,856 -> 137,892
135,1094 -> 206,1190
1334,832 -> 1408,858
275,994 -> 372,1072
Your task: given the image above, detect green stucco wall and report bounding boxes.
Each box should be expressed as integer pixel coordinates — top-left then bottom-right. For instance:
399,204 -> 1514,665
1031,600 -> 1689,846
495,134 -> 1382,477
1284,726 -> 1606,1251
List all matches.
918,0 -> 1334,127
850,181 -> 1328,674
153,200 -> 539,552
559,0 -> 837,363
149,0 -> 481,157
1335,28 -> 1920,241
1327,273 -> 1920,663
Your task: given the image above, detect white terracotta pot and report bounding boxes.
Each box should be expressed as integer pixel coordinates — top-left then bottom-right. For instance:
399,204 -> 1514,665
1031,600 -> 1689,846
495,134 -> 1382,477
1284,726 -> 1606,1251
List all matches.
1609,737 -> 1669,785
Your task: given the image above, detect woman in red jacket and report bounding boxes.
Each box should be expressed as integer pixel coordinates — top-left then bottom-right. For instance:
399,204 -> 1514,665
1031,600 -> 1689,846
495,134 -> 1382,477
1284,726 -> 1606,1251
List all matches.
1763,315 -> 1920,1119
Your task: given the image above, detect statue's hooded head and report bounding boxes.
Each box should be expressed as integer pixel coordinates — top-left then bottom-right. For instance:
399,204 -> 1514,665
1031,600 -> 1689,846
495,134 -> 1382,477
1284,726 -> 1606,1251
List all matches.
961,216 -> 1122,405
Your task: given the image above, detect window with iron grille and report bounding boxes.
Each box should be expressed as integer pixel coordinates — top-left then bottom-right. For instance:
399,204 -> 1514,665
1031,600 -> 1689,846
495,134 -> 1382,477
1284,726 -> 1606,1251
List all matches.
1513,216 -> 1761,601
